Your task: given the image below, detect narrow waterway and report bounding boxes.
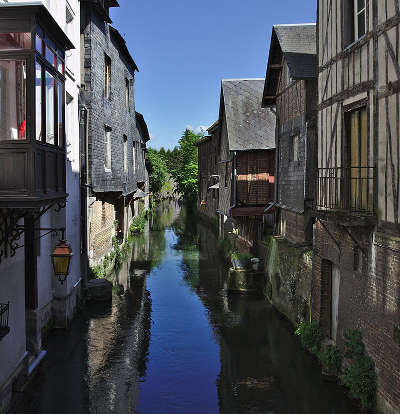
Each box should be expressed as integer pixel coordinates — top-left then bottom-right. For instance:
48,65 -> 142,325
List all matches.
17,202 -> 358,414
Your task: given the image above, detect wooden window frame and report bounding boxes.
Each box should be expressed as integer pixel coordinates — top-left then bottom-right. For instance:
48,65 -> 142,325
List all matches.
104,125 -> 112,171
104,54 -> 111,100
354,0 -> 366,41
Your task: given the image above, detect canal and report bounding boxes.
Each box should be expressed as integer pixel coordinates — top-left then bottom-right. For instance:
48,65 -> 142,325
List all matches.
17,202 -> 358,414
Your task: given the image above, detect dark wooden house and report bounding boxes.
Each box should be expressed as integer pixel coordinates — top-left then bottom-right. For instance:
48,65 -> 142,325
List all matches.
314,1 -> 400,412
263,24 -> 318,245
217,79 -> 276,245
197,120 -> 220,223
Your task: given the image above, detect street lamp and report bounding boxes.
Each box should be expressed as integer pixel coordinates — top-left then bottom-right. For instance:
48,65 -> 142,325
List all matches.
51,239 -> 73,284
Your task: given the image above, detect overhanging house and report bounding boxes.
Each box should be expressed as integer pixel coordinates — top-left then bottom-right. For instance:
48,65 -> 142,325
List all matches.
263,23 -> 318,245
314,1 -> 400,412
79,0 -> 148,267
217,79 -> 276,245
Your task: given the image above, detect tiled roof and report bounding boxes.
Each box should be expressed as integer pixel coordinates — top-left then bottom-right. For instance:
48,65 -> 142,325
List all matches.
222,79 -> 276,151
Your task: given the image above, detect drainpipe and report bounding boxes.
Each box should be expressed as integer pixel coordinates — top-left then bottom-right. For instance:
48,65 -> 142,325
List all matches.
228,151 -> 237,216
79,102 -> 89,289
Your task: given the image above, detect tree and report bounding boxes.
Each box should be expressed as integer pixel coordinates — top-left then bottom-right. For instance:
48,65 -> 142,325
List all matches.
170,129 -> 201,205
147,148 -> 167,194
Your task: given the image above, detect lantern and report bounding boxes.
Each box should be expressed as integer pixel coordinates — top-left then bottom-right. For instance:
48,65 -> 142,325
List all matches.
51,240 -> 73,284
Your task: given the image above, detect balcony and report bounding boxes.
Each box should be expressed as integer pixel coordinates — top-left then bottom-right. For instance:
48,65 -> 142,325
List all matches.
314,167 -> 376,225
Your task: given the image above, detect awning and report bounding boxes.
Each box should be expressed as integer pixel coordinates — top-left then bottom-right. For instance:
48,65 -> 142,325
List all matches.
231,206 -> 275,217
209,183 -> 220,190
133,189 -> 148,199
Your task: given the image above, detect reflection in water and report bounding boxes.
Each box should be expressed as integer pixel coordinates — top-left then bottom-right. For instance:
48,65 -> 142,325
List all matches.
17,202 -> 358,414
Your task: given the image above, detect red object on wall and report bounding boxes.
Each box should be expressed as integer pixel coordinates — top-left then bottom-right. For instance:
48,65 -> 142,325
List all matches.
18,120 -> 25,139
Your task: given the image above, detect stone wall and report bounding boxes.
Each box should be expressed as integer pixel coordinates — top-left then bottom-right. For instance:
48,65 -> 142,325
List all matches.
265,236 -> 313,326
88,199 -> 115,266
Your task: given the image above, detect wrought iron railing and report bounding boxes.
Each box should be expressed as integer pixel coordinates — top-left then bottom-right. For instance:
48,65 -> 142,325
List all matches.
315,167 -> 375,214
0,302 -> 10,340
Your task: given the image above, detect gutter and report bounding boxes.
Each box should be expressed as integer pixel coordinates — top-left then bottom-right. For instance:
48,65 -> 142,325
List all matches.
228,152 -> 237,217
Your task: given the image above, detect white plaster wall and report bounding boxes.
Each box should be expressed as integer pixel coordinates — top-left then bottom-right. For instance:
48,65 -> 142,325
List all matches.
0,243 -> 26,388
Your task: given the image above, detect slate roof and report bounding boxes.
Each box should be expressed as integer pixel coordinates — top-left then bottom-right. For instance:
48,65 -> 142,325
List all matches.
273,24 -> 317,80
221,79 -> 276,151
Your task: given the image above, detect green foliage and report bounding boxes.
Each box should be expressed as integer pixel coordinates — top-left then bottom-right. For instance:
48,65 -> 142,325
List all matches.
231,250 -> 252,262
342,354 -> 377,410
89,264 -> 105,279
318,344 -> 342,375
168,129 -> 201,204
343,329 -> 365,359
341,329 -> 377,410
217,238 -> 232,259
147,148 -> 167,194
295,321 -> 322,355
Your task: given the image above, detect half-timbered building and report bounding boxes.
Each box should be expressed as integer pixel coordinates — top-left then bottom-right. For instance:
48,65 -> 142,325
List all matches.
217,79 -> 276,245
197,120 -> 220,224
314,1 -> 400,412
263,24 -> 318,245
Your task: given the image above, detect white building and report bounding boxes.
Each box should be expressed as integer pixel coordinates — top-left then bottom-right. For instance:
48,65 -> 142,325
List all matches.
0,1 -> 81,411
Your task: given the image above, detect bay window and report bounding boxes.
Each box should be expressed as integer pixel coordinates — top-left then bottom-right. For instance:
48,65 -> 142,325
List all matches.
0,4 -> 73,206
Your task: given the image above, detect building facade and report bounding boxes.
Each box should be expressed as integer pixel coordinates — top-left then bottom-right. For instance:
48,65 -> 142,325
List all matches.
263,24 -> 318,245
197,120 -> 220,224
79,0 -> 148,268
217,79 -> 276,245
314,1 -> 400,412
0,0 -> 81,410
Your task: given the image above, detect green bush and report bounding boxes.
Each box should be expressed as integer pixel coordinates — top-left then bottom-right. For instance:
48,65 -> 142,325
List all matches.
295,321 -> 322,354
341,329 -> 377,410
318,344 -> 342,375
343,329 -> 365,359
342,354 -> 377,410
89,264 -> 104,279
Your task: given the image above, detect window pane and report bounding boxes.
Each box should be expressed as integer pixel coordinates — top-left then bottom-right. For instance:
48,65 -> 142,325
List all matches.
35,61 -> 42,141
45,71 -> 55,144
57,58 -> 64,75
0,33 -> 31,50
105,55 -> 111,99
105,129 -> 111,170
45,46 -> 56,67
357,0 -> 365,12
0,60 -> 26,140
35,35 -> 43,54
58,81 -> 64,147
358,11 -> 366,37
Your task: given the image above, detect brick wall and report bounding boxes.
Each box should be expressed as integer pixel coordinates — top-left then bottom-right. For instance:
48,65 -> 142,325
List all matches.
312,221 -> 400,413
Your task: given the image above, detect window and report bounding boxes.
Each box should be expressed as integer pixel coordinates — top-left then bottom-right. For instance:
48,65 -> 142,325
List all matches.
125,78 -> 130,110
132,142 -> 136,173
291,135 -> 300,162
0,60 -> 26,140
58,81 -> 64,147
344,0 -> 366,47
123,135 -> 128,173
35,60 -> 42,141
354,0 -> 366,41
45,71 -> 55,144
105,54 -> 111,99
0,32 -> 31,50
225,162 -> 229,187
345,107 -> 368,210
104,127 -> 111,170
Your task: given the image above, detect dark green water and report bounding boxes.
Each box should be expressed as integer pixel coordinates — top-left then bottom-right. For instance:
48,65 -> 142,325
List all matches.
17,202 -> 358,414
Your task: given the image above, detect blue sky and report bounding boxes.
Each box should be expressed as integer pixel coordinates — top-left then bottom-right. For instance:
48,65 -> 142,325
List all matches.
111,0 -> 317,150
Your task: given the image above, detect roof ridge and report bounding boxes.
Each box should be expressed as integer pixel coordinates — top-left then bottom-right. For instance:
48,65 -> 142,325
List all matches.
273,23 -> 316,27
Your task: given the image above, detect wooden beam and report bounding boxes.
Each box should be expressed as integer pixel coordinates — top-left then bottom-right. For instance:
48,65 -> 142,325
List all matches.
383,31 -> 400,80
